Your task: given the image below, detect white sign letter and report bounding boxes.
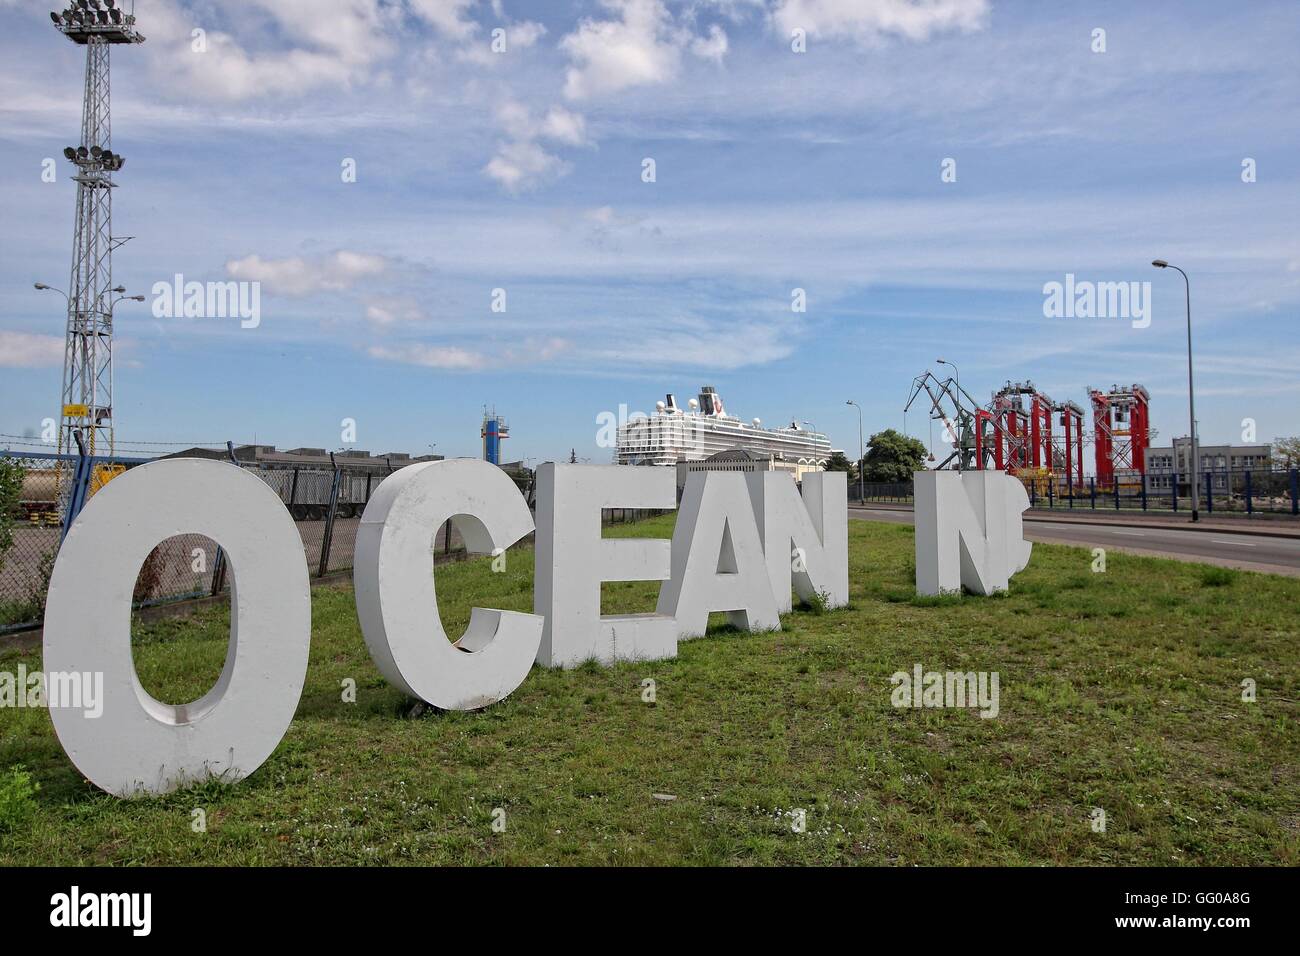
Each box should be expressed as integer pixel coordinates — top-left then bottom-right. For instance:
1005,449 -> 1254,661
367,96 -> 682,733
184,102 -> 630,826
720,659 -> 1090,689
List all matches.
747,471 -> 848,613
657,472 -> 780,638
354,460 -> 543,710
534,464 -> 677,668
43,459 -> 311,795
913,471 -> 1032,595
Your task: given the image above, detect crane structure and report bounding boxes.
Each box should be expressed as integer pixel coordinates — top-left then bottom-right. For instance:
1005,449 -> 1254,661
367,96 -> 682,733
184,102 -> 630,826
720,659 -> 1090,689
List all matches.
1052,399 -> 1086,494
906,369 -> 1151,495
49,1 -> 145,461
1089,384 -> 1151,492
904,371 -> 987,471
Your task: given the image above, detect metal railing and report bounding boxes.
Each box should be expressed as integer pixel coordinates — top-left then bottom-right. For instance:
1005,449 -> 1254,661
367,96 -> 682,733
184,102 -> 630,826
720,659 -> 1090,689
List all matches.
853,467 -> 1300,516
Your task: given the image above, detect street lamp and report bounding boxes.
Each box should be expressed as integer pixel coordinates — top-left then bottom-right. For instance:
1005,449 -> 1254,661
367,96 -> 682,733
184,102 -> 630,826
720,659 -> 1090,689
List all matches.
1152,259 -> 1199,522
34,282 -> 70,304
846,399 -> 864,503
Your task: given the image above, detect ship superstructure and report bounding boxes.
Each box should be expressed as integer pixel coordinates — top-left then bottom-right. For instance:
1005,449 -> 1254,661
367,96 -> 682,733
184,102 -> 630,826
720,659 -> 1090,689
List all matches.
615,386 -> 831,470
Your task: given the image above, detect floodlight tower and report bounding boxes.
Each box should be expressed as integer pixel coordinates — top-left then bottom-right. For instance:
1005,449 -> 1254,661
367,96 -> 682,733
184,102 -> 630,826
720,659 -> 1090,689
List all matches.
49,1 -> 144,458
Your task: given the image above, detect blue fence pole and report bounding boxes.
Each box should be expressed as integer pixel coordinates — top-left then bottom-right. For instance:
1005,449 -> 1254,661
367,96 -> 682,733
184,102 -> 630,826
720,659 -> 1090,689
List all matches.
59,430 -> 93,543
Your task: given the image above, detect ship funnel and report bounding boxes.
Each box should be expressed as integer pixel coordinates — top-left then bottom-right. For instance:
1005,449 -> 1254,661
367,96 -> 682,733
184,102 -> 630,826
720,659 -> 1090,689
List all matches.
665,393 -> 677,411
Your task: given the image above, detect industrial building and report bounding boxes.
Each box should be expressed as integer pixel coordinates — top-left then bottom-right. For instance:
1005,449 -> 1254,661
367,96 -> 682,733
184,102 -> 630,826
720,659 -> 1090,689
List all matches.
1145,439 -> 1273,496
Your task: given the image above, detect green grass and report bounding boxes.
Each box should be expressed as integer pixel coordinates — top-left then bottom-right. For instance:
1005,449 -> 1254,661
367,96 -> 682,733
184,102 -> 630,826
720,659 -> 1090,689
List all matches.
1,517 -> 1297,865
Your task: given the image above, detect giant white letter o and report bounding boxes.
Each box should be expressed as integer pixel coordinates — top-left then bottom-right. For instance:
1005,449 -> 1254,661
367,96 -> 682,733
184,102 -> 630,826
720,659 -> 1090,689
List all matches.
43,458 -> 312,796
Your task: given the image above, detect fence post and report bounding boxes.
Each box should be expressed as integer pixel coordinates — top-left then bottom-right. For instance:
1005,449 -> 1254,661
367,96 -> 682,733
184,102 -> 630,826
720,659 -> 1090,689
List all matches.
318,454 -> 342,577
1030,479 -> 1037,508
1114,480 -> 1120,510
1067,478 -> 1073,509
1089,477 -> 1096,509
1140,476 -> 1147,511
59,429 -> 93,543
1244,470 -> 1252,515
208,442 -> 243,595
1047,478 -> 1054,509
1205,470 -> 1213,515
1292,468 -> 1299,516
1172,472 -> 1178,512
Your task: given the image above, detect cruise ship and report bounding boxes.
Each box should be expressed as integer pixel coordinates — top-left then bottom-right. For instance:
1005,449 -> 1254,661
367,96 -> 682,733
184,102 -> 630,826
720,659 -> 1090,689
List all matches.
615,386 -> 832,471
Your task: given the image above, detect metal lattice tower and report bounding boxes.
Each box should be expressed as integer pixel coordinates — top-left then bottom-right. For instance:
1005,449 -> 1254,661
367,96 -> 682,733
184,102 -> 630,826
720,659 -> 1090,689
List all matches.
51,1 -> 144,458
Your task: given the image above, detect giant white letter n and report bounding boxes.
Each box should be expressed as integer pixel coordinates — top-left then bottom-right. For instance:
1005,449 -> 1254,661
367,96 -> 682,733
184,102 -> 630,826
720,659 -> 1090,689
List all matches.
913,471 -> 1032,596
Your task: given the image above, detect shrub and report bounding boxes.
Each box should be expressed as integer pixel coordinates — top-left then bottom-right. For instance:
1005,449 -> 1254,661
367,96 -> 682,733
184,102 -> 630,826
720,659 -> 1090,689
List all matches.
0,765 -> 40,832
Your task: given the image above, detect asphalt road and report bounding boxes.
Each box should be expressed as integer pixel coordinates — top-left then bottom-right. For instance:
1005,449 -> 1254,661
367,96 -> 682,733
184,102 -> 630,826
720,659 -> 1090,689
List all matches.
850,507 -> 1300,577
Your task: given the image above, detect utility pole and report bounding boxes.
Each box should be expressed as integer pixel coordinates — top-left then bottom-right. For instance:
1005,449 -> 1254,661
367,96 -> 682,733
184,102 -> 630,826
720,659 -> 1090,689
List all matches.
49,1 -> 145,462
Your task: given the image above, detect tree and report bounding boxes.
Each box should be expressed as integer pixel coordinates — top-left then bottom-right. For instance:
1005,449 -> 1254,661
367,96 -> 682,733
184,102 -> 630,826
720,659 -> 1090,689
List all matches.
861,429 -> 928,483
1274,436 -> 1300,470
824,451 -> 854,474
0,457 -> 25,575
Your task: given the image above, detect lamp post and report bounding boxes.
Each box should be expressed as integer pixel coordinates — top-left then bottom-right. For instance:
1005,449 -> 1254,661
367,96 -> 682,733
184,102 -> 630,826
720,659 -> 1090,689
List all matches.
1152,260 -> 1198,522
845,400 -> 864,503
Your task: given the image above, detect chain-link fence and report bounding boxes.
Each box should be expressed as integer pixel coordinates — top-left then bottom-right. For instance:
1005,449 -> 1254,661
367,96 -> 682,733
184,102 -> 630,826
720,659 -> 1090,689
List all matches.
0,448 -> 473,634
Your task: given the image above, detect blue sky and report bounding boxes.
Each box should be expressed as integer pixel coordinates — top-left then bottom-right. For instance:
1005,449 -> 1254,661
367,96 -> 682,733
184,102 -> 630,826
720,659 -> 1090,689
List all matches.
1,0 -> 1297,465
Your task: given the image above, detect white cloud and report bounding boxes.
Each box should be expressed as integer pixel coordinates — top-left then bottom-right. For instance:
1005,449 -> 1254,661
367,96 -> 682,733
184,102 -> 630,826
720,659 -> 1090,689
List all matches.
484,140 -> 570,191
225,251 -> 390,295
483,102 -> 587,191
364,298 -> 424,327
691,24 -> 729,61
139,0 -> 397,102
771,0 -> 990,45
561,0 -> 729,100
368,336 -> 570,369
0,331 -> 64,369
368,343 -> 489,369
407,0 -> 480,40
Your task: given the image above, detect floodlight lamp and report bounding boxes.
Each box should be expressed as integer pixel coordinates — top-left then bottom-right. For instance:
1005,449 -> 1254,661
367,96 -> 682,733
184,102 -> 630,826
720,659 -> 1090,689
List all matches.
109,8 -> 121,22
130,295 -> 145,302
1152,259 -> 1168,269
51,12 -> 62,24
91,145 -> 103,158
76,146 -> 88,158
35,283 -> 50,290
105,0 -> 114,7
63,146 -> 76,160
112,285 -> 126,293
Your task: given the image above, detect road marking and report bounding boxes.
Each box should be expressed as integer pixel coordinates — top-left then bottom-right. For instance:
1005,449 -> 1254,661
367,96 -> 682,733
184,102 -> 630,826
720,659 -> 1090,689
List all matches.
1211,539 -> 1257,547
1112,531 -> 1146,537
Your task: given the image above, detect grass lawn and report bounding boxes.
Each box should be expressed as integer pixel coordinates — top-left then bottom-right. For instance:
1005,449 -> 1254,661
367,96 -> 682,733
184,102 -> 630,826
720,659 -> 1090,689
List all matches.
1,516 -> 1296,865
